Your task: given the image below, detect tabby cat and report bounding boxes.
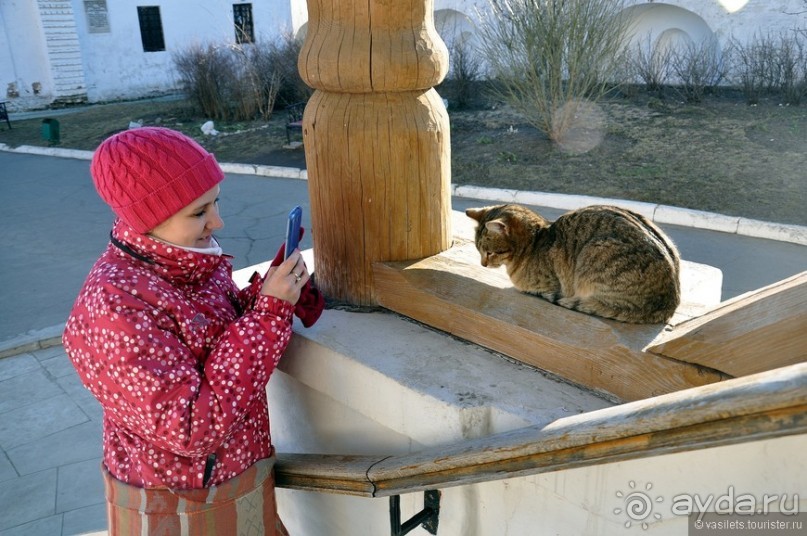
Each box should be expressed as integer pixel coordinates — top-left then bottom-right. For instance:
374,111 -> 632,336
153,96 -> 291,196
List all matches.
465,204 -> 681,324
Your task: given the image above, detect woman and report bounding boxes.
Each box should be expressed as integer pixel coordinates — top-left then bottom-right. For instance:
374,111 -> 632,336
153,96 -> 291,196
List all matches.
63,127 -> 322,534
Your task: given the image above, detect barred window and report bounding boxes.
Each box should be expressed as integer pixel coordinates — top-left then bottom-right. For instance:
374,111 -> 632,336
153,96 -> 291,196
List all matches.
233,3 -> 254,44
137,6 -> 165,52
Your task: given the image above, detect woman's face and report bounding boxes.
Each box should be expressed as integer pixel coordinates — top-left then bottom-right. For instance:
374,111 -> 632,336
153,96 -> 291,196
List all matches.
149,185 -> 223,248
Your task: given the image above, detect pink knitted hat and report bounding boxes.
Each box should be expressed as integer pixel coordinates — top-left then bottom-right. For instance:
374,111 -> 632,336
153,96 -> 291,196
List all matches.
91,127 -> 224,233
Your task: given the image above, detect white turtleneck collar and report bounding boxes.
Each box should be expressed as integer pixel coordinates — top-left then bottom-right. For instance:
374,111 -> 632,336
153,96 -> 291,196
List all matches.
149,235 -> 223,256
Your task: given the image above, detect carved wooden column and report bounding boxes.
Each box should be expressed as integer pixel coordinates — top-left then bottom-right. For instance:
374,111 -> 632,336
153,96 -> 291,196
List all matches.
299,0 -> 451,305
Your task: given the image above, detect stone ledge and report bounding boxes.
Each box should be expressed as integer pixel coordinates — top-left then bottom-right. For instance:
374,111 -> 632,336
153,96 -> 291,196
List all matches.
275,308 -> 614,448
234,253 -> 612,447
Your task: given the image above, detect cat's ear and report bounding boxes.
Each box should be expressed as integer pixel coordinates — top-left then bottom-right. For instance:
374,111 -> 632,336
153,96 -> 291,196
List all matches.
465,207 -> 486,222
485,219 -> 508,236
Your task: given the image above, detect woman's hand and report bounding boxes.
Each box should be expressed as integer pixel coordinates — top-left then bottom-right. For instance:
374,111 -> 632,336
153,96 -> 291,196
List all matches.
260,249 -> 310,304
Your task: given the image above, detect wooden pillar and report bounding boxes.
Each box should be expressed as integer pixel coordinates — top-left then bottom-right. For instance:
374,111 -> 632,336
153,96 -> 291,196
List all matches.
299,0 -> 452,305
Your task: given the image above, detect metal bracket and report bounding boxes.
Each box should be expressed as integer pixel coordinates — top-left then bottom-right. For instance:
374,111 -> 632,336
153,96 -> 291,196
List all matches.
390,489 -> 441,536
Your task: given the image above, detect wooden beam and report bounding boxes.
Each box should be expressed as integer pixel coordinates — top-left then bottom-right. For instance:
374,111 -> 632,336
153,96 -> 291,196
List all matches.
646,271 -> 807,376
274,363 -> 807,497
372,240 -> 726,402
299,0 -> 452,305
369,405 -> 807,497
274,454 -> 381,496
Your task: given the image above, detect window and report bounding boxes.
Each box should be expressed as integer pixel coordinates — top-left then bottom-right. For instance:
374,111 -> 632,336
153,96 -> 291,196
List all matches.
233,3 -> 254,44
137,6 -> 165,52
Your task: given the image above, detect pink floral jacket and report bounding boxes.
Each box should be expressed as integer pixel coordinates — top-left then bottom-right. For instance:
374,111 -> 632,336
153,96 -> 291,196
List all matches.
63,220 -> 294,489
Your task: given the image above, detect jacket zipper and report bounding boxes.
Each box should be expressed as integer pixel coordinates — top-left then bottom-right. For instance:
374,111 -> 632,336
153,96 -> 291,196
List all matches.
202,453 -> 216,487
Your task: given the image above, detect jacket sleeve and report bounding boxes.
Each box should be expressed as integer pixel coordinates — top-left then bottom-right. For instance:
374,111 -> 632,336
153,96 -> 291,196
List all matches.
237,237 -> 326,328
64,278 -> 294,459
236,270 -> 266,313
236,234 -> 288,312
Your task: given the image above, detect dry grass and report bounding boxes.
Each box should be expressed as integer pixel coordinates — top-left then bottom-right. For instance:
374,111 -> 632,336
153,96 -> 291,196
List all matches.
2,91 -> 805,226
451,91 -> 807,226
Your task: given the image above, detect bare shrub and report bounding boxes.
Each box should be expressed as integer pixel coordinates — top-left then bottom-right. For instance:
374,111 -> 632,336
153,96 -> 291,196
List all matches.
777,34 -> 807,105
730,33 -> 781,103
240,42 -> 285,119
174,43 -> 252,120
729,32 -> 807,104
477,0 -> 630,143
628,32 -> 672,94
261,32 -> 311,107
173,36 -> 306,122
669,37 -> 727,102
439,35 -> 482,109
173,44 -> 234,120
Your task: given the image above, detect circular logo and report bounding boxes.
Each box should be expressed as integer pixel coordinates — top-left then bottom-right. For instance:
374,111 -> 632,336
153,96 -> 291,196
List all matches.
614,481 -> 663,530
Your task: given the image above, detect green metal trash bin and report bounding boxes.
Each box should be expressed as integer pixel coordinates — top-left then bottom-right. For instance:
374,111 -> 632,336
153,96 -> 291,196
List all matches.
41,118 -> 60,143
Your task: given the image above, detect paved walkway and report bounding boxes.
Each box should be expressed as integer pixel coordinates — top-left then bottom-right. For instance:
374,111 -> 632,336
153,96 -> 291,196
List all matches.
0,149 -> 805,535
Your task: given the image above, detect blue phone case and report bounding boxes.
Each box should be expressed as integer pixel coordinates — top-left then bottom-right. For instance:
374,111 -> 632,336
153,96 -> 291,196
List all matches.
285,206 -> 302,259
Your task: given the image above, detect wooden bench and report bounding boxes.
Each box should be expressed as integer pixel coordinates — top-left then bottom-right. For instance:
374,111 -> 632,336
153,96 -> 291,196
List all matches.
0,102 -> 11,129
285,102 -> 305,143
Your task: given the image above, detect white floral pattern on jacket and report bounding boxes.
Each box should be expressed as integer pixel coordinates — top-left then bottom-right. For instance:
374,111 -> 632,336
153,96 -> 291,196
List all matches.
63,220 -> 294,489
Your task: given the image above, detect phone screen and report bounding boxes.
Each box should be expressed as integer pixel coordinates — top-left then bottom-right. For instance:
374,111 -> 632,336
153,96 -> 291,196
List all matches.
285,206 -> 302,259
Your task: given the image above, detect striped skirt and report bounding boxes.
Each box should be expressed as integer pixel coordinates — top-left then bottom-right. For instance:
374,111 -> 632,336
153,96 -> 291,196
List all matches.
103,458 -> 289,535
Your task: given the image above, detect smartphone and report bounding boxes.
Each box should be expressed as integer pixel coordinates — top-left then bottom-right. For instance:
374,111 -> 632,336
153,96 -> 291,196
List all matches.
285,205 -> 302,260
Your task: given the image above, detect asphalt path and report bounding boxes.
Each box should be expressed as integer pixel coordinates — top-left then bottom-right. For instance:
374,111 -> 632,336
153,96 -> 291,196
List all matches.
0,151 -> 311,343
1,150 -> 805,344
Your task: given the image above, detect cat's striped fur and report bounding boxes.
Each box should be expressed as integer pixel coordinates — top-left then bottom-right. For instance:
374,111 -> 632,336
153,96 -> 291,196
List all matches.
466,204 -> 681,324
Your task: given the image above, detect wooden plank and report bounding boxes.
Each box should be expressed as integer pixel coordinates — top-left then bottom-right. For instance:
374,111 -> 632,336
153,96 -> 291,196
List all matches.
372,241 -> 727,402
370,405 -> 807,497
274,454 -> 382,496
274,363 -> 807,497
647,271 -> 807,376
367,363 -> 807,496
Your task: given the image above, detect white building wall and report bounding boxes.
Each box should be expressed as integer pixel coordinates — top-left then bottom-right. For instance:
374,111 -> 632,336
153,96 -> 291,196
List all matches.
430,0 -> 807,42
69,0 -> 295,103
0,0 -> 54,111
428,0 -> 807,87
662,0 -> 806,40
2,2 -> 806,109
39,0 -> 87,103
1,0 -> 297,109
469,436 -> 806,536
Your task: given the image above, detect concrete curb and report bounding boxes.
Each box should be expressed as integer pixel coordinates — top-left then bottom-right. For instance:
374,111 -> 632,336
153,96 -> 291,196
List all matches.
219,162 -> 308,180
451,185 -> 807,247
0,323 -> 65,359
3,143 -> 805,247
0,143 -> 94,160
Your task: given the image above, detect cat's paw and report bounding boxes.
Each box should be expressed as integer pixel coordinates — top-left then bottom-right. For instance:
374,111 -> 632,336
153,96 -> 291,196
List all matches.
556,296 -> 580,309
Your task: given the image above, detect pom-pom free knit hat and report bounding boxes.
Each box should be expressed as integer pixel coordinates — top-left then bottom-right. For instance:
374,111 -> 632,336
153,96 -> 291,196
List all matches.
91,127 -> 224,233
